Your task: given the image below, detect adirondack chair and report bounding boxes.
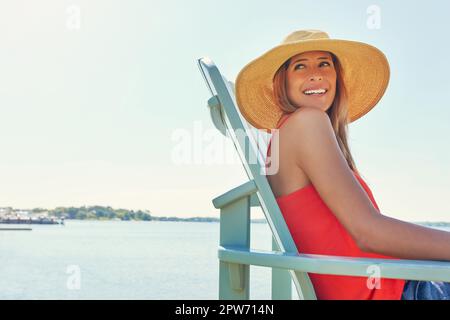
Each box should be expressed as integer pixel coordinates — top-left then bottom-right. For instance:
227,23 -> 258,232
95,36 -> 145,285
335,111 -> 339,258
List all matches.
197,57 -> 450,300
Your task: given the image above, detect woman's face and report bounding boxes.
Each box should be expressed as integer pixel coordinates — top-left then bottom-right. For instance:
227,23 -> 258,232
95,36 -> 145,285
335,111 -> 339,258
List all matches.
286,50 -> 337,112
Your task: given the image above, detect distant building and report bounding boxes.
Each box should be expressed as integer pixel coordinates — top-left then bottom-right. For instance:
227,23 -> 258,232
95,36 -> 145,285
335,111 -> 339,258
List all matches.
0,207 -> 13,216
15,210 -> 31,217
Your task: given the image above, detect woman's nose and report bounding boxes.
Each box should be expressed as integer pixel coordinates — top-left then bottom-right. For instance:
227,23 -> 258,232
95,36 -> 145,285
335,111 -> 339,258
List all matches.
309,75 -> 323,81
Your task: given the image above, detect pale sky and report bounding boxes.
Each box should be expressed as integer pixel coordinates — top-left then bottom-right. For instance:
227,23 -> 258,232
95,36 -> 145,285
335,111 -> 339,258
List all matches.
1,0 -> 449,222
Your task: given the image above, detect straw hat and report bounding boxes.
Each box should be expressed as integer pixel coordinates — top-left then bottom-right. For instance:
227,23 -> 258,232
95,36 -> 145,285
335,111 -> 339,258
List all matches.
235,30 -> 390,130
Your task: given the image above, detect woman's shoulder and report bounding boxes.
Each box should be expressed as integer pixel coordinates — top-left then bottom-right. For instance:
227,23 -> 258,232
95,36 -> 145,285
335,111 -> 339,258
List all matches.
278,108 -> 334,151
280,107 -> 330,132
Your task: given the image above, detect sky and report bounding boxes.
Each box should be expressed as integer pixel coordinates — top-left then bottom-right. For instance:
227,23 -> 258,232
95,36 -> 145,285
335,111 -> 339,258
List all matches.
0,0 -> 449,222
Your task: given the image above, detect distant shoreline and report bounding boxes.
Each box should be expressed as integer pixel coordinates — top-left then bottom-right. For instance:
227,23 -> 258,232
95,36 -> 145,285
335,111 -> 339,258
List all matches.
135,216 -> 268,223
2,218 -> 449,227
45,217 -> 267,223
1,206 -> 448,226
0,217 -> 266,224
0,205 -> 268,224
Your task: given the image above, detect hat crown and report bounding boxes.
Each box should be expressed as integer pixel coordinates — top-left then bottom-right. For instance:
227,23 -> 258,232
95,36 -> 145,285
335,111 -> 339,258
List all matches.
281,30 -> 330,44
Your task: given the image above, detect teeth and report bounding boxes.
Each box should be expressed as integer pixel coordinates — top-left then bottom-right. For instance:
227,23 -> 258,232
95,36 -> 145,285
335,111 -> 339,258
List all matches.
304,89 -> 327,95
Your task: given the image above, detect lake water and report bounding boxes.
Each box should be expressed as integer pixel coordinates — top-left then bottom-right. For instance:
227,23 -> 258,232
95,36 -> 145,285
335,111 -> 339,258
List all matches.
0,220 -> 279,299
1,220 -> 449,300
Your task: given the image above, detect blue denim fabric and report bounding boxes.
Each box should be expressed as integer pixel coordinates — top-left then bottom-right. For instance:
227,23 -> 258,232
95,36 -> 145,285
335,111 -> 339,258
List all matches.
401,280 -> 450,300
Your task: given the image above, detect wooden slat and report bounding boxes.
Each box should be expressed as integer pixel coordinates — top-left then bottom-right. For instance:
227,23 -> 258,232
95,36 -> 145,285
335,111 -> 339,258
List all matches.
218,197 -> 251,299
219,246 -> 450,282
213,180 -> 258,209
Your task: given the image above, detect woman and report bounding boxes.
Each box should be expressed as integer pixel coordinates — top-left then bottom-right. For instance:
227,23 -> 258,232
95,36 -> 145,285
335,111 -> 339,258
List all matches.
235,30 -> 450,300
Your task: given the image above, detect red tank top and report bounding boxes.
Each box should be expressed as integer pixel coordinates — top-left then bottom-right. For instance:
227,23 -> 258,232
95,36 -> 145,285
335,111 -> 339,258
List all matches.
266,114 -> 406,300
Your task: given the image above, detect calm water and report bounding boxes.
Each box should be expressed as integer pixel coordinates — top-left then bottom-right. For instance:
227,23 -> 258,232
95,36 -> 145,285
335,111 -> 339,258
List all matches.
0,220 -> 280,300
1,220 -> 449,300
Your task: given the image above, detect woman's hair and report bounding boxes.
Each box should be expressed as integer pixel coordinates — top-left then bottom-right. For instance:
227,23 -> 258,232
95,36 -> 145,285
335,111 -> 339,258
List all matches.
272,52 -> 358,172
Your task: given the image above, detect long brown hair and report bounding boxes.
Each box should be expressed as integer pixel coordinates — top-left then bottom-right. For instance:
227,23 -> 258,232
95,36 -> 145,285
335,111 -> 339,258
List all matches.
272,52 -> 358,172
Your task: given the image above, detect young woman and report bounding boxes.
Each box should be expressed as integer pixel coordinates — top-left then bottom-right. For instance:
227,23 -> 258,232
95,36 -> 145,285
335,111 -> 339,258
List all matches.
235,30 -> 450,300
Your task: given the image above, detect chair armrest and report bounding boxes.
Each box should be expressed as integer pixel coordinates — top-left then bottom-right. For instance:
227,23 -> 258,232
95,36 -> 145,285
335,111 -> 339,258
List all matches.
213,180 -> 258,209
218,246 -> 450,282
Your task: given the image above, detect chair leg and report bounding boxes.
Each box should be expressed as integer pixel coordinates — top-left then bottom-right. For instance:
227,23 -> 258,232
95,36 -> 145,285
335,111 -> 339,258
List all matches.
271,236 -> 292,300
219,196 -> 250,299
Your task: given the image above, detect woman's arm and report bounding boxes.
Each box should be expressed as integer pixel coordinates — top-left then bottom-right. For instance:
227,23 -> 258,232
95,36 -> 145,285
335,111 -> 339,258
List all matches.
285,107 -> 450,261
362,214 -> 450,261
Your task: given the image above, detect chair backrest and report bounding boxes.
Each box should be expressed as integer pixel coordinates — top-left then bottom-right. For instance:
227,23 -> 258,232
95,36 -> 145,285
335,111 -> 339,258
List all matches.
197,57 -> 317,300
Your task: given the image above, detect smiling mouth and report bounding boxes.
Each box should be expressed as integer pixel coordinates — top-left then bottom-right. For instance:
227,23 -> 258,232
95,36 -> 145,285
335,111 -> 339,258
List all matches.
303,89 -> 328,96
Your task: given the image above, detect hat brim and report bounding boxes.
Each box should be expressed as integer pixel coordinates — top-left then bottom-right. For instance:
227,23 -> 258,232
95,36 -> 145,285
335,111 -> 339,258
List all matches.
235,38 -> 390,130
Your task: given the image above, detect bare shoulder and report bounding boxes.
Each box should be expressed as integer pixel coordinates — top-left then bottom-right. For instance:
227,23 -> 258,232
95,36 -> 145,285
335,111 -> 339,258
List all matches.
281,107 -> 336,167
280,107 -> 378,247
283,107 -> 332,137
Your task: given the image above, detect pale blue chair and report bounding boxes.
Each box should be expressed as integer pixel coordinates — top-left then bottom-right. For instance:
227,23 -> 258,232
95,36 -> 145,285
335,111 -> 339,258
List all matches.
197,57 -> 450,300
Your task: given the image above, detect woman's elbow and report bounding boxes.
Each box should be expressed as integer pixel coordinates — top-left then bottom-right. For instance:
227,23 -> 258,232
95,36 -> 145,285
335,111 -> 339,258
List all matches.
346,227 -> 373,252
355,235 -> 374,253
353,216 -> 379,253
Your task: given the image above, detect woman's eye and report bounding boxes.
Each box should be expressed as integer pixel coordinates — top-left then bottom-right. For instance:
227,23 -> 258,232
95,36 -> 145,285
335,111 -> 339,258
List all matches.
294,61 -> 330,70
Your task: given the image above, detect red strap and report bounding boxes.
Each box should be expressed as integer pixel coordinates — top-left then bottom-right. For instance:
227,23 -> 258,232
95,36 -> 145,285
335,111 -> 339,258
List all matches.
266,113 -> 293,160
276,114 -> 292,129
